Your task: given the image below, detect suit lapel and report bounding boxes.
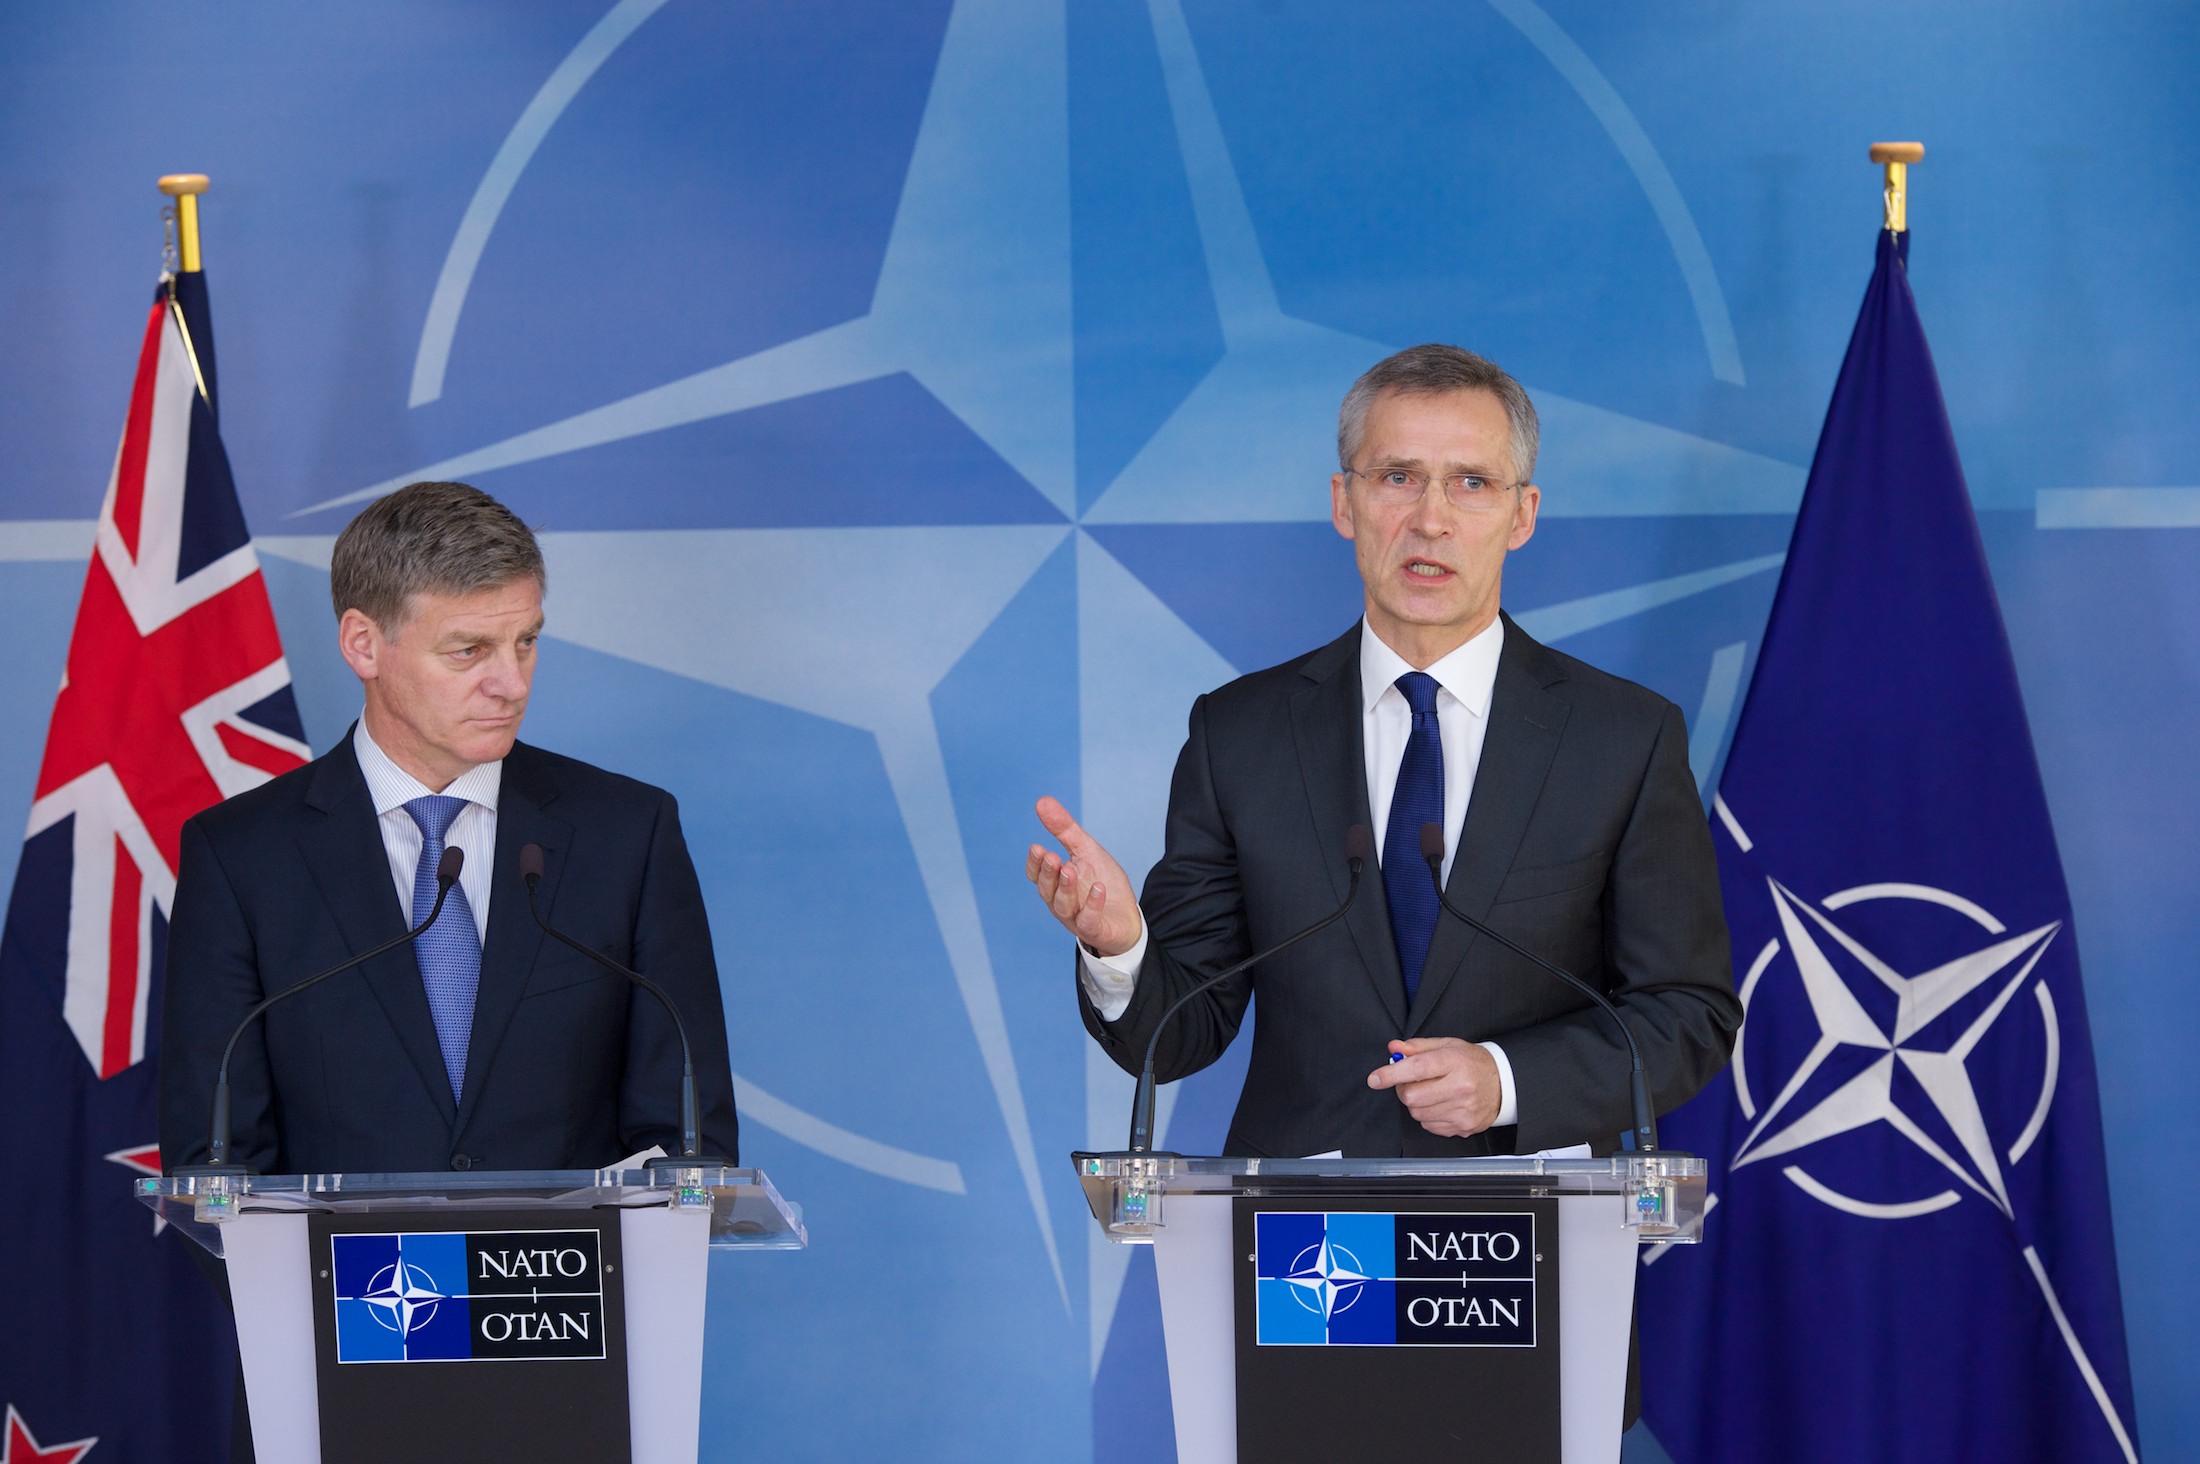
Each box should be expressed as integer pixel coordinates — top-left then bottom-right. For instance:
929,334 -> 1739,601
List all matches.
1289,627 -> 1408,1031
296,734 -> 457,1125
454,743 -> 571,1137
1407,617 -> 1571,1035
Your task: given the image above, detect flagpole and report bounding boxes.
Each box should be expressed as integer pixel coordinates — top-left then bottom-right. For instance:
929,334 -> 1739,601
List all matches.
156,173 -> 210,273
1869,142 -> 1924,233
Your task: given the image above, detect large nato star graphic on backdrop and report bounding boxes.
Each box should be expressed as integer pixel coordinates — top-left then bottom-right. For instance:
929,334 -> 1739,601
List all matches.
269,0 -> 1803,1350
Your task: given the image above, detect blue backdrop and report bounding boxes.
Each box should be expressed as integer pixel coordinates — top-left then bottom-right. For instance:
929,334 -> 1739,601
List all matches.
2,2 -> 2194,1459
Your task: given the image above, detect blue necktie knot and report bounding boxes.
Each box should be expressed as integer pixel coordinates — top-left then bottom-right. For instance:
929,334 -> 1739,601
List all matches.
1397,670 -> 1442,718
404,794 -> 468,844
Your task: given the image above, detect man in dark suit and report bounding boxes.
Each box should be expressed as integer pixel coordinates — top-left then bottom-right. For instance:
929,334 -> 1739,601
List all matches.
1027,345 -> 1738,1158
160,480 -> 737,1178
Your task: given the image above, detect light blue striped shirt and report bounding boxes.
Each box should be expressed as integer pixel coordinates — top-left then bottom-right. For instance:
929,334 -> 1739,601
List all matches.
352,719 -> 501,944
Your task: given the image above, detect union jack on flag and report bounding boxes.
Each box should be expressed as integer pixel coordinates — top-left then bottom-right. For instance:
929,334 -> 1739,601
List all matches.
0,261 -> 301,1461
31,272 -> 308,1077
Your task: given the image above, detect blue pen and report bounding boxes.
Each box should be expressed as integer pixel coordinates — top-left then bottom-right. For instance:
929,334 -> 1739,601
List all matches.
1388,1050 -> 1405,1064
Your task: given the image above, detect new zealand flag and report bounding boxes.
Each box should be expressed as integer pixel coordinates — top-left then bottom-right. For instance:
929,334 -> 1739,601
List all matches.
0,268 -> 308,1460
1638,229 -> 2140,1461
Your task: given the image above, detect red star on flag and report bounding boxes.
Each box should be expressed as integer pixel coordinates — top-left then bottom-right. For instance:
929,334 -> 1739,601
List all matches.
1,1406 -> 96,1464
102,1145 -> 162,1178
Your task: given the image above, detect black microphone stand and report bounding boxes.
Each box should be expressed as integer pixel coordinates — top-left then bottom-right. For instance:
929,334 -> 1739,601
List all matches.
173,847 -> 465,1178
1112,825 -> 1372,1156
1417,823 -> 1669,1154
518,844 -> 724,1168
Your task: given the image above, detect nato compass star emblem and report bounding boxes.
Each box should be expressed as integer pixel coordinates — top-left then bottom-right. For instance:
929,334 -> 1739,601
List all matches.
278,0 -> 1802,1373
1284,1238 -> 1371,1320
1718,801 -> 2065,1221
361,1260 -> 447,1338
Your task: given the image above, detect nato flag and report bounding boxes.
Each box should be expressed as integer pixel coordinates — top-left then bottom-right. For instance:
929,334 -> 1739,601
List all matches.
1639,229 -> 2139,1462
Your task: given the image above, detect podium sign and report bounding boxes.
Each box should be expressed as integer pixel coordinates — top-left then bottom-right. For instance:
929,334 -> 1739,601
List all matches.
1074,1152 -> 1706,1464
138,1166 -> 805,1464
1235,1196 -> 1562,1462
310,1210 -> 633,1464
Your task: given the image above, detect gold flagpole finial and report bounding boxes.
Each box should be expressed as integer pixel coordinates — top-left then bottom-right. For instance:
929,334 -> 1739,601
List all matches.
157,174 -> 211,272
1869,143 -> 1924,233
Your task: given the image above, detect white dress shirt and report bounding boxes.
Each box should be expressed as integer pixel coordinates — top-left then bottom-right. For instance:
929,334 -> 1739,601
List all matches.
353,719 -> 501,945
1078,615 -> 1524,1128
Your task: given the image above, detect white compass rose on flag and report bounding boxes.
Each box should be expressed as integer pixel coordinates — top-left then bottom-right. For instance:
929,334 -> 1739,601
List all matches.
1724,846 -> 2065,1221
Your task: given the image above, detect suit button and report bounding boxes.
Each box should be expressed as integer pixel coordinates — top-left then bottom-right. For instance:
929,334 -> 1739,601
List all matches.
451,1153 -> 474,1171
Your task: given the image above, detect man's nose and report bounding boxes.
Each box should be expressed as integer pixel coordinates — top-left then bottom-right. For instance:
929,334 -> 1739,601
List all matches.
1408,482 -> 1453,536
479,647 -> 529,698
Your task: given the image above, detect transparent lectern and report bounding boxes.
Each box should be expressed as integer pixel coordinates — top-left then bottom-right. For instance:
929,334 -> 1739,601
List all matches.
1074,1151 -> 1707,1464
139,1165 -> 804,1464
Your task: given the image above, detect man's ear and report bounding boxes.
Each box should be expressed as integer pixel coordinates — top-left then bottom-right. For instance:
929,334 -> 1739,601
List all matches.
337,607 -> 384,682
1332,472 -> 1356,541
1507,483 -> 1541,551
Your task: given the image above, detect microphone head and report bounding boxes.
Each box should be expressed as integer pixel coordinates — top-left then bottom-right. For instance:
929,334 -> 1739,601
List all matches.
1419,821 -> 1445,866
436,845 -> 464,887
1344,823 -> 1373,866
519,842 -> 545,885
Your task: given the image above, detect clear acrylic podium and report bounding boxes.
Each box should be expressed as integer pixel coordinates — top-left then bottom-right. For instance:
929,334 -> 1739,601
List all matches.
1074,1152 -> 1707,1464
139,1165 -> 805,1464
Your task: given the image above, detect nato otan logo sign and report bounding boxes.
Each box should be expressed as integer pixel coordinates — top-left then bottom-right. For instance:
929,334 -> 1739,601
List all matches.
1254,1212 -> 1536,1347
331,1230 -> 608,1363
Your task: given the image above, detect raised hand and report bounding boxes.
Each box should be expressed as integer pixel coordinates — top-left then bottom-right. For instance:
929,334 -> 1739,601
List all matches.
1026,796 -> 1143,958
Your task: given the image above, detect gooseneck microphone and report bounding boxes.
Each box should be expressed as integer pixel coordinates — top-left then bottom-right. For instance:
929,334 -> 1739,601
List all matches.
1418,823 -> 1663,1154
518,843 -> 720,1166
176,846 -> 466,1177
1121,825 -> 1372,1154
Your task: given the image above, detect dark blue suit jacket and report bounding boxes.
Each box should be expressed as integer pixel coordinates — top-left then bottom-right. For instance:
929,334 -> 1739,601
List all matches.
158,734 -> 738,1174
1081,616 -> 1739,1159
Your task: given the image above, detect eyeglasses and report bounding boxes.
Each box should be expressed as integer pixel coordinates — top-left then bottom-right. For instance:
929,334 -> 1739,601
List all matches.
1345,467 -> 1521,512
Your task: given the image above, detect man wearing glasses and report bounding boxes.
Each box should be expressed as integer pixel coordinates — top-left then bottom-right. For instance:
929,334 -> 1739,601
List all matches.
1027,344 -> 1739,1164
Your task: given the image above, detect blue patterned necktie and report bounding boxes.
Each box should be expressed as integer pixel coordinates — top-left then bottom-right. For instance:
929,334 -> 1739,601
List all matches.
1383,671 -> 1445,1004
405,794 -> 481,1101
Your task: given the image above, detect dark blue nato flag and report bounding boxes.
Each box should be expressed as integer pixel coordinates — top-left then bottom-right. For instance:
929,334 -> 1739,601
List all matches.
1639,229 -> 2139,1463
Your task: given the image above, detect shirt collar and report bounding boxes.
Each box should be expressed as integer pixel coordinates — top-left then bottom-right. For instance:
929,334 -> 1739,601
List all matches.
1358,615 -> 1506,719
352,717 -> 504,817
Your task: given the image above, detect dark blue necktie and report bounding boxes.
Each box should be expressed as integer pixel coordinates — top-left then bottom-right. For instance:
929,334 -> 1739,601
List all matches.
1383,671 -> 1445,1003
405,794 -> 481,1101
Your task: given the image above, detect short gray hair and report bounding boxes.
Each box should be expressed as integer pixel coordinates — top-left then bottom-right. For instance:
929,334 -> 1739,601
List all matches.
1336,344 -> 1540,484
329,481 -> 546,632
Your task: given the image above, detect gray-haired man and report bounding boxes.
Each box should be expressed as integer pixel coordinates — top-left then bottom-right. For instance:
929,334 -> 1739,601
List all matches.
1026,344 -> 1737,1165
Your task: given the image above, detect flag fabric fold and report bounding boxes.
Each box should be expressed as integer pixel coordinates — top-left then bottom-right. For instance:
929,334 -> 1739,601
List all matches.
1640,228 -> 2139,1464
0,269 -> 307,1461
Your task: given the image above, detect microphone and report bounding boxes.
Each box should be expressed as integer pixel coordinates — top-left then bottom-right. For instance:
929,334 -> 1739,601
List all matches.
1121,825 -> 1372,1154
1418,823 -> 1663,1154
518,843 -> 722,1167
175,846 -> 465,1177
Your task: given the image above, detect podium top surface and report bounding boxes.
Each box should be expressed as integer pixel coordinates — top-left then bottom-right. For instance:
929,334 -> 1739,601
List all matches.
1070,1151 -> 1709,1244
1072,1150 -> 1705,1185
137,1165 -> 806,1257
